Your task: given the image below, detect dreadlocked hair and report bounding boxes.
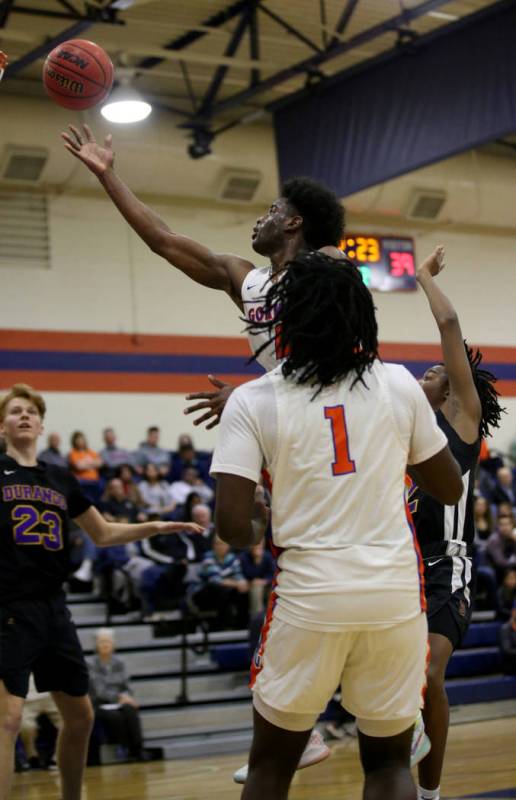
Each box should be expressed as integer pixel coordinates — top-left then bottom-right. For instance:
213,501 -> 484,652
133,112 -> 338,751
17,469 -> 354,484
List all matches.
464,342 -> 505,438
248,251 -> 379,394
282,177 -> 345,249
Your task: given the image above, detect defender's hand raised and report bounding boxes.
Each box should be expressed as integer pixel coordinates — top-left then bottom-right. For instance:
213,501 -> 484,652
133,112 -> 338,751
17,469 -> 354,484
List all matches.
61,124 -> 114,177
184,375 -> 234,429
417,245 -> 445,282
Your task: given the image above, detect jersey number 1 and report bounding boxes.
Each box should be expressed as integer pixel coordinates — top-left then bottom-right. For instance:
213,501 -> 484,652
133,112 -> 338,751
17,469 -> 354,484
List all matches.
324,405 -> 356,476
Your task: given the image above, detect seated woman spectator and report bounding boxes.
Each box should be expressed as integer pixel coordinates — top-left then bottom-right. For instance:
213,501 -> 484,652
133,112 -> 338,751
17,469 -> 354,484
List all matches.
474,495 -> 493,545
100,478 -> 146,523
88,628 -> 147,763
189,536 -> 249,630
191,503 -> 215,546
68,431 -> 102,503
138,463 -> 176,519
117,463 -> 146,510
174,490 -> 202,523
240,540 -> 275,616
170,466 -> 214,506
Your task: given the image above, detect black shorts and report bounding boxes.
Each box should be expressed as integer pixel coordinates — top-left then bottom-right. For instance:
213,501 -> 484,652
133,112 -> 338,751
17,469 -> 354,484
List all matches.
424,556 -> 475,650
0,593 -> 89,698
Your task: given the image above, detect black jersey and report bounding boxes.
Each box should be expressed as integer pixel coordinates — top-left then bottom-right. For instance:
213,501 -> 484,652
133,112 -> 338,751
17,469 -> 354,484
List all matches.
410,410 -> 480,553
0,454 -> 91,603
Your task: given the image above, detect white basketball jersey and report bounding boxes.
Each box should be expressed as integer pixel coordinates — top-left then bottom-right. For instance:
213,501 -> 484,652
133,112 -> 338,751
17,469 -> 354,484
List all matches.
241,266 -> 280,372
211,361 -> 447,631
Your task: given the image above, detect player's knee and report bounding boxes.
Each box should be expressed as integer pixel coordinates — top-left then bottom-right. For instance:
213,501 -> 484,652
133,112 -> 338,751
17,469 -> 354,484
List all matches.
63,703 -> 94,736
426,657 -> 447,689
1,705 -> 23,738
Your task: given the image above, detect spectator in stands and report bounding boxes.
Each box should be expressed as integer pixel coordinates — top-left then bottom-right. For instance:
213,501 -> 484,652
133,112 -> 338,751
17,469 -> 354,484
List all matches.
19,675 -> 60,769
99,427 -> 133,479
490,466 -> 516,507
133,426 -> 170,477
68,524 -> 97,588
101,477 -> 147,523
474,495 -> 494,548
191,504 -> 215,545
117,463 -> 146,510
170,466 -> 214,506
498,568 -> 516,620
68,431 -> 102,482
496,500 -> 515,520
486,514 -> 516,582
189,535 -> 249,630
175,490 -> 202,523
499,601 -> 516,675
240,540 -> 275,615
170,434 -> 210,482
138,463 -> 176,519
88,628 -> 147,763
38,432 -> 67,468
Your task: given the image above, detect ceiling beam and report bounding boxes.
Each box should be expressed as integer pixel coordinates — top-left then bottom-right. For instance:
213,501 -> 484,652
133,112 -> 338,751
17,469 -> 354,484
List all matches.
329,0 -> 360,47
197,0 -> 258,117
4,1 -> 122,79
249,4 -> 260,88
190,0 -> 455,123
0,0 -> 15,28
137,0 -> 254,70
258,6 -> 323,54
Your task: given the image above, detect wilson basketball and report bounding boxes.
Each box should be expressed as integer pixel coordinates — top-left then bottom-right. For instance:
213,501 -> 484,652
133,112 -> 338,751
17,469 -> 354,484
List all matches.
43,39 -> 114,111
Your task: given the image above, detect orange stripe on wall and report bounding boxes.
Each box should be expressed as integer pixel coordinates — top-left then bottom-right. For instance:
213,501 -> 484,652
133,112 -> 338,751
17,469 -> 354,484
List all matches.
379,342 -> 516,363
0,329 -> 250,357
0,371 -> 255,394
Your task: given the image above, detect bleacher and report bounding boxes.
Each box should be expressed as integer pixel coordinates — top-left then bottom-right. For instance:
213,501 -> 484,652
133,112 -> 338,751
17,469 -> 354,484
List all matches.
69,590 -> 516,763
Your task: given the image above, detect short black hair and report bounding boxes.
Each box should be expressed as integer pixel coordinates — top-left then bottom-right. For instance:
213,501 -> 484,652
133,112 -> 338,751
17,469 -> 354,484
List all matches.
147,426 -> 159,433
281,177 -> 345,249
248,251 -> 378,393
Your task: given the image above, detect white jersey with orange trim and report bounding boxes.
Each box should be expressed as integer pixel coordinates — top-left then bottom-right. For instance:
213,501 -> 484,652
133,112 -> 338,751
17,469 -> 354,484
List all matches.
211,360 -> 447,632
241,266 -> 280,372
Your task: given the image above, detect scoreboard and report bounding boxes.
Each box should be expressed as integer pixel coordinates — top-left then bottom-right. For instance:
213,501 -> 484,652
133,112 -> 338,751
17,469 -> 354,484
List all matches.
340,235 -> 417,291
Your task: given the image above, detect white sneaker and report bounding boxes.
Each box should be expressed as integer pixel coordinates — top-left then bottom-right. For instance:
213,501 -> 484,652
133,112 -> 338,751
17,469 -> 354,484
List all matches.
410,712 -> 431,768
233,728 -> 330,785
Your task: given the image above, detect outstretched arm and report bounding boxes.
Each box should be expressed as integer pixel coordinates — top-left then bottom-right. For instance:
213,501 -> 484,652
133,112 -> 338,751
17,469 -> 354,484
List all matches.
74,505 -> 203,547
417,246 -> 481,440
61,124 -> 252,307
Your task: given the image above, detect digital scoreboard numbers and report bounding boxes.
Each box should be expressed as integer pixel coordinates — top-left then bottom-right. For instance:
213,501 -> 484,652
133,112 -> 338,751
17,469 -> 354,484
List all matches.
340,235 -> 417,291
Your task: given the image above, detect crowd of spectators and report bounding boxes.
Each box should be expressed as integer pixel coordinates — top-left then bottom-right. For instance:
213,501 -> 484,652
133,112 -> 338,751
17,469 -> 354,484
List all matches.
37,426 -> 516,664
45,427 -> 274,630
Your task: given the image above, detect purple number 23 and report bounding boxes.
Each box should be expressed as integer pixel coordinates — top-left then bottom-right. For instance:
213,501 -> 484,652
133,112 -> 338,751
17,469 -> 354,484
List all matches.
12,505 -> 63,551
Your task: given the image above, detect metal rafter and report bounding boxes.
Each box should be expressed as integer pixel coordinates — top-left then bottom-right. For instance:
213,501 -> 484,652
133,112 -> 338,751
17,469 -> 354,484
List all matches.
4,1 -> 122,79
249,4 -> 260,88
0,0 -> 15,28
57,0 -> 80,15
258,6 -> 323,54
138,0 -> 254,70
11,3 -> 123,22
197,0 -> 258,118
189,0 -> 455,123
330,0 -> 360,46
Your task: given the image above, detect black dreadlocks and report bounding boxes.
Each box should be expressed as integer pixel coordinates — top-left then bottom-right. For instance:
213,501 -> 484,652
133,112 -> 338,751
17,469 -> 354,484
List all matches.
248,251 -> 379,394
282,177 -> 345,249
463,342 -> 505,439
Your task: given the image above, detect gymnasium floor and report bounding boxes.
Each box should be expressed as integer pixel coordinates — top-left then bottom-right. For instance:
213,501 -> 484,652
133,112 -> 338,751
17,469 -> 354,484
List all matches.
11,714 -> 516,800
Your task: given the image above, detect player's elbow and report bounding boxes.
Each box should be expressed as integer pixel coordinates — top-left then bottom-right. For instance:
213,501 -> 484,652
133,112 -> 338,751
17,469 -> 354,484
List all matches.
437,311 -> 459,331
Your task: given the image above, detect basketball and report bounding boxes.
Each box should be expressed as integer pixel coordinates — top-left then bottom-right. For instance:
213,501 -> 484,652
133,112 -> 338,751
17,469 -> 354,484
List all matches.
42,39 -> 114,111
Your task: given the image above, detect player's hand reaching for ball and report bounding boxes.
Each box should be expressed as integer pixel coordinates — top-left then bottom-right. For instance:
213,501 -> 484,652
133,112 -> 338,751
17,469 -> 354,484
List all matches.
61,123 -> 114,177
417,245 -> 445,282
184,375 -> 234,429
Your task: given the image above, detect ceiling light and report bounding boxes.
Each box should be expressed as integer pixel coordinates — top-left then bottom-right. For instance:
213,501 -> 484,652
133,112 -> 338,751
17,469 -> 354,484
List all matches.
427,11 -> 459,21
101,84 -> 152,124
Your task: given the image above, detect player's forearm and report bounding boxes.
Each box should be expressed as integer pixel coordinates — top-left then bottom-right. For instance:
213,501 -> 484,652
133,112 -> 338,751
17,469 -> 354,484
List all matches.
99,519 -> 160,546
417,270 -> 459,330
98,167 -> 172,251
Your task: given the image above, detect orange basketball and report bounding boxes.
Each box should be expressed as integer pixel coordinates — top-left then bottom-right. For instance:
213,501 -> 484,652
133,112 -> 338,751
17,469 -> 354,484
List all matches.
43,39 -> 114,111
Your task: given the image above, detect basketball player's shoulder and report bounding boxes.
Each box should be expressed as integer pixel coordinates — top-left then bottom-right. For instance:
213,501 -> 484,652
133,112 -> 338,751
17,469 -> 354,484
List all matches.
241,265 -> 270,297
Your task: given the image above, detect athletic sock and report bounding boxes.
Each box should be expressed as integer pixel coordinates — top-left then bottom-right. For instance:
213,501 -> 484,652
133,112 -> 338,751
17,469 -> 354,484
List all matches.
417,786 -> 440,800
